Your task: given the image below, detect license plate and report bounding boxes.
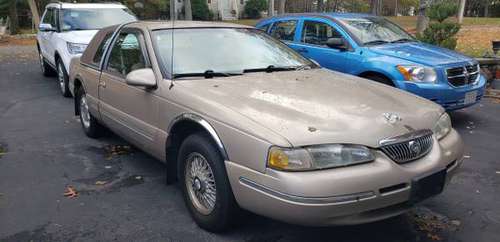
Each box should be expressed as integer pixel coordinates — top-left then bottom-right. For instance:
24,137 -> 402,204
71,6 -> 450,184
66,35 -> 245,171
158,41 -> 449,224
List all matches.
464,91 -> 477,105
409,169 -> 446,204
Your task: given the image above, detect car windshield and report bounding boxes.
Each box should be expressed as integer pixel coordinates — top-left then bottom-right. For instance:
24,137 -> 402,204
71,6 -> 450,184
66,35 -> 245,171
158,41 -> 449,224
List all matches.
337,16 -> 414,45
61,8 -> 136,31
152,28 -> 314,78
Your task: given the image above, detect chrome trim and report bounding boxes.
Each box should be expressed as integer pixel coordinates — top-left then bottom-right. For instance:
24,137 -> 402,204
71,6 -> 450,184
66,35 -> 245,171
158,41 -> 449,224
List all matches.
379,129 -> 433,146
445,64 -> 480,87
239,177 -> 376,205
168,113 -> 229,160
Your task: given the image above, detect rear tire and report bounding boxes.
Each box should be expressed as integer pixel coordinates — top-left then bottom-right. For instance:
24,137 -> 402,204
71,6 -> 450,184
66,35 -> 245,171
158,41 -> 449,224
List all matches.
178,133 -> 240,232
76,88 -> 104,138
38,49 -> 55,77
57,60 -> 72,97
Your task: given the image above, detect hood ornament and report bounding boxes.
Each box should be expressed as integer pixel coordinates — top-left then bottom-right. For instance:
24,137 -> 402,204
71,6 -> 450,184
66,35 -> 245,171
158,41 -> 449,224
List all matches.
383,112 -> 402,124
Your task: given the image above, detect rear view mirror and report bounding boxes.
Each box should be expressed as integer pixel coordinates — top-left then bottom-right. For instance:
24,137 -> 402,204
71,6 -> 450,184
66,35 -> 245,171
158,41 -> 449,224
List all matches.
39,23 -> 55,32
125,68 -> 156,88
326,38 -> 348,50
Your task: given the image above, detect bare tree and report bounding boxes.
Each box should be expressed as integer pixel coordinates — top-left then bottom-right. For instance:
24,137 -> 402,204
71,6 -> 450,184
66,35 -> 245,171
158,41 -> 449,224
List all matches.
278,0 -> 286,14
268,0 -> 275,16
416,0 -> 428,34
370,0 -> 379,15
457,0 -> 466,23
170,0 -> 176,20
317,0 -> 324,12
184,0 -> 192,20
27,0 -> 40,29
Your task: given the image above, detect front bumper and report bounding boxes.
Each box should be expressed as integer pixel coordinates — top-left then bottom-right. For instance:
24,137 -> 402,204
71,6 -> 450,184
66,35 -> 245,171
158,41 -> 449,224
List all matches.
399,75 -> 487,111
225,129 -> 463,226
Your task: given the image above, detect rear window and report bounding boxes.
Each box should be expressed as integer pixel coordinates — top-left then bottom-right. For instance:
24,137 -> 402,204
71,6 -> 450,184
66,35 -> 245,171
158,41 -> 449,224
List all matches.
92,33 -> 113,67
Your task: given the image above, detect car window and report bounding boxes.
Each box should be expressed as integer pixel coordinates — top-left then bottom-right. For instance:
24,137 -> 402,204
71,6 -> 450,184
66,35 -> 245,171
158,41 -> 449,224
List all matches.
92,33 -> 114,67
269,20 -> 297,42
257,23 -> 271,32
61,8 -> 136,31
107,32 -> 146,76
301,21 -> 342,46
42,8 -> 57,27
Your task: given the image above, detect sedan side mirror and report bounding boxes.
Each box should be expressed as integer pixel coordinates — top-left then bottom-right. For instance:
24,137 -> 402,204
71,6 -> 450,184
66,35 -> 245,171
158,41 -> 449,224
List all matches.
39,23 -> 55,32
326,38 -> 348,50
125,68 -> 156,88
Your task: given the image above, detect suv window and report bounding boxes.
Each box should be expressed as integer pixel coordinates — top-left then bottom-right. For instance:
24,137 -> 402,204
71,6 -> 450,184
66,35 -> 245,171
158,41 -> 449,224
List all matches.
42,8 -> 58,28
92,33 -> 113,67
107,32 -> 146,76
269,20 -> 297,42
301,21 -> 342,46
257,23 -> 271,32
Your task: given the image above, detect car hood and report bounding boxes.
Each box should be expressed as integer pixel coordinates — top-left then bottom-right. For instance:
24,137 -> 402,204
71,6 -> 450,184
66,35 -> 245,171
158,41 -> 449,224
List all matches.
58,30 -> 99,44
368,42 -> 475,66
177,69 -> 444,148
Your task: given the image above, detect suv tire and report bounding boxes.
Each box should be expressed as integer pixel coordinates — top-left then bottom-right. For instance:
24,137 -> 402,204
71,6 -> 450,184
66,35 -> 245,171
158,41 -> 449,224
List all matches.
38,50 -> 55,77
57,60 -> 72,97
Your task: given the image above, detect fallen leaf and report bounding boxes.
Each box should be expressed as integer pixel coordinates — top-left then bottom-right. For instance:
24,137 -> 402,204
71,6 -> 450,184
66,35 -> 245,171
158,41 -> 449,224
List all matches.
464,155 -> 471,159
428,233 -> 442,241
104,166 -> 112,169
450,219 -> 461,226
496,171 -> 500,174
63,186 -> 78,198
95,181 -> 107,185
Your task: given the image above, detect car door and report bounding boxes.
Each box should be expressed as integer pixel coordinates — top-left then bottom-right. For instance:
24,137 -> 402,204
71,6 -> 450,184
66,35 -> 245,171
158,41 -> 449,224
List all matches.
268,19 -> 299,46
39,8 -> 58,65
292,19 -> 352,72
99,28 -> 160,154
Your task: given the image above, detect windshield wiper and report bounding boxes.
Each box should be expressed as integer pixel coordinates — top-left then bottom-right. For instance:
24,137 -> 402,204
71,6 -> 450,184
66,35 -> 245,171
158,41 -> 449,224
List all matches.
243,65 -> 310,73
173,70 -> 243,79
390,38 -> 415,43
363,40 -> 389,46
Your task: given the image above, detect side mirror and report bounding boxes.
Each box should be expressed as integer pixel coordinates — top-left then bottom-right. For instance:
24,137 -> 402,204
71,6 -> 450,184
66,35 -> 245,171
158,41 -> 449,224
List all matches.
125,68 -> 156,88
326,38 -> 348,50
39,23 -> 55,32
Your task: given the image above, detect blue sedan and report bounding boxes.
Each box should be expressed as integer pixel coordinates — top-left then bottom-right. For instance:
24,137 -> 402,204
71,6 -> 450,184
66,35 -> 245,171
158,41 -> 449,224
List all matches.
257,13 -> 487,111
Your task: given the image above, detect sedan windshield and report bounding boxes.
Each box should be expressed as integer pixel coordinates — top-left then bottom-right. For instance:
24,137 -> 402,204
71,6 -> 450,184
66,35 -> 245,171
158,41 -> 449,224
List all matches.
337,17 -> 414,45
61,8 -> 136,31
152,28 -> 314,78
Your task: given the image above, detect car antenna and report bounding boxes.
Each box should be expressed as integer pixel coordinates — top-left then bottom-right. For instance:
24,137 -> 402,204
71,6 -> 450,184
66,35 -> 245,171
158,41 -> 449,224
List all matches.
169,0 -> 176,90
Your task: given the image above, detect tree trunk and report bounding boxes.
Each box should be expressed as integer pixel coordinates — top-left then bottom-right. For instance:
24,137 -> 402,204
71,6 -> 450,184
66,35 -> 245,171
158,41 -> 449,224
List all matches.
484,0 -> 489,17
416,0 -> 428,34
317,0 -> 324,12
170,0 -> 176,20
28,0 -> 40,30
370,0 -> 378,15
394,0 -> 398,16
184,0 -> 192,20
457,0 -> 466,23
278,0 -> 286,14
268,0 -> 274,17
8,0 -> 19,35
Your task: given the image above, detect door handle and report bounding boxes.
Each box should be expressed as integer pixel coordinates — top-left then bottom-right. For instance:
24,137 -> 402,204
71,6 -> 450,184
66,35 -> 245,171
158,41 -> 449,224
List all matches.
99,81 -> 106,88
296,48 -> 308,53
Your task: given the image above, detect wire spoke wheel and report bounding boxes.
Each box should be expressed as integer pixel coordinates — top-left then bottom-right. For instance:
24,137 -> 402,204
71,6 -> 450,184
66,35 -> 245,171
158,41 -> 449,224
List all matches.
185,152 -> 217,215
79,94 -> 91,129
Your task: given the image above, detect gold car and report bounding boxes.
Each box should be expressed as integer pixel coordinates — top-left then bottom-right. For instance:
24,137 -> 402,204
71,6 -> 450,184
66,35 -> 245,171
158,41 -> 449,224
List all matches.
69,21 -> 464,232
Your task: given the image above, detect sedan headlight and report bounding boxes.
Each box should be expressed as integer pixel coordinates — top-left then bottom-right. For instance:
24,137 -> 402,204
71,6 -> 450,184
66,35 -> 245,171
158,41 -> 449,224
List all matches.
67,42 -> 88,55
267,144 -> 375,171
397,65 -> 437,83
432,113 -> 452,140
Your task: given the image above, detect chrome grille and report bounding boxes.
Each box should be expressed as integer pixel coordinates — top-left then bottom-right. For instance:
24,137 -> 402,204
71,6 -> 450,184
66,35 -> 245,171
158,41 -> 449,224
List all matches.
446,64 -> 479,87
379,130 -> 434,164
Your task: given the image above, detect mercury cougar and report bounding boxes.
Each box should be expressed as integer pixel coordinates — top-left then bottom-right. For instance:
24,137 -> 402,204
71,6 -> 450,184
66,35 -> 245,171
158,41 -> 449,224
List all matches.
69,21 -> 464,232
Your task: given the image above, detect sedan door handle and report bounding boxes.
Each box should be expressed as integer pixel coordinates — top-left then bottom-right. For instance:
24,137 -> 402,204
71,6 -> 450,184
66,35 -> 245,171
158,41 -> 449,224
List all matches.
99,81 -> 106,88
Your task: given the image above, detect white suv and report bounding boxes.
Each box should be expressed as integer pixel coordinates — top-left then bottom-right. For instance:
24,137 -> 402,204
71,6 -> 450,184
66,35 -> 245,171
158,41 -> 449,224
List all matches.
37,2 -> 136,97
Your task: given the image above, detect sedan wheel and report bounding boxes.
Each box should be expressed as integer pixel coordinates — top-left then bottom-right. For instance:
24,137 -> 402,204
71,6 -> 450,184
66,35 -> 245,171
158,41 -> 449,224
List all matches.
185,152 -> 217,215
77,88 -> 103,138
179,133 -> 240,232
79,94 -> 91,130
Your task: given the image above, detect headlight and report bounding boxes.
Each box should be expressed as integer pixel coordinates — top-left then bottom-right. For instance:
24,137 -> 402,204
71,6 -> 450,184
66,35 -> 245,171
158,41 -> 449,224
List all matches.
67,42 -> 88,55
267,144 -> 375,171
432,113 -> 452,140
397,65 -> 437,83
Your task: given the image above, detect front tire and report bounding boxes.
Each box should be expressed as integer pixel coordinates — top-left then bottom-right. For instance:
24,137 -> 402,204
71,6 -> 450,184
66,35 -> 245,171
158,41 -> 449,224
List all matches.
179,133 -> 240,232
38,50 -> 55,77
76,88 -> 104,138
57,60 -> 72,97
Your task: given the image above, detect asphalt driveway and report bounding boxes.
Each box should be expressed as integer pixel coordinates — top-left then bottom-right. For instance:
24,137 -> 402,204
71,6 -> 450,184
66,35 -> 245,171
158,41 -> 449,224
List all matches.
0,45 -> 499,242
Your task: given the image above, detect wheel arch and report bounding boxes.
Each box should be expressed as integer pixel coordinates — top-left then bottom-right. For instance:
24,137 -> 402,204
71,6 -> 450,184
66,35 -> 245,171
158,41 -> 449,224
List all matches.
165,113 -> 229,184
358,71 -> 397,87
